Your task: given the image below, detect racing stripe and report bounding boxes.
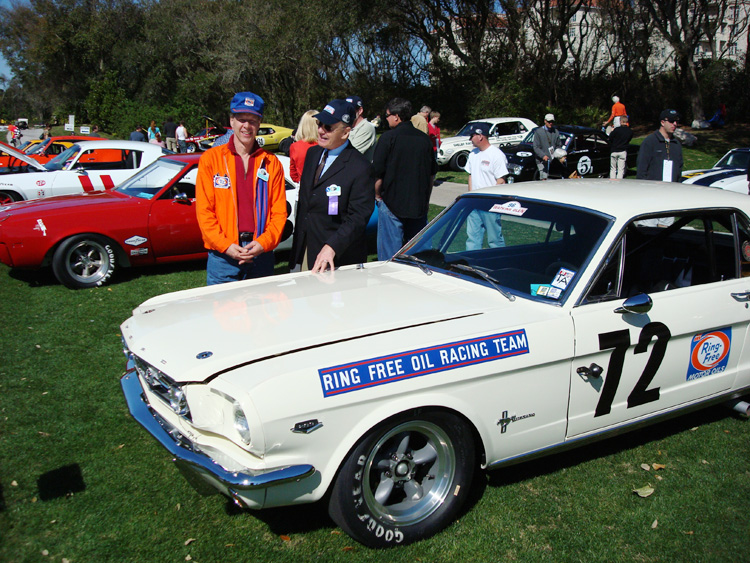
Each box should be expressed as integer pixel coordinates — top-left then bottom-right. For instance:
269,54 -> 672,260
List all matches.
79,175 -> 95,192
100,175 -> 115,189
690,169 -> 746,187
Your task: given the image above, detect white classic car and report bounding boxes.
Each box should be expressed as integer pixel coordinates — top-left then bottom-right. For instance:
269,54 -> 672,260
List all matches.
0,140 -> 169,204
121,179 -> 750,547
436,117 -> 538,171
681,147 -> 749,195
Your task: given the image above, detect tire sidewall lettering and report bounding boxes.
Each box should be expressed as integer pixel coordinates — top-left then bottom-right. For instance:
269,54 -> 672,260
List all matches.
95,243 -> 116,286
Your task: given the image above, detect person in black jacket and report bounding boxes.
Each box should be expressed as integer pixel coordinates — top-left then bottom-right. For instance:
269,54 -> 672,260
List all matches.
637,109 -> 683,182
609,115 -> 633,179
291,99 -> 375,273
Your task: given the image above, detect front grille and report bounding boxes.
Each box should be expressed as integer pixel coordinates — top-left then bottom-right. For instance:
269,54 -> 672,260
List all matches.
131,354 -> 191,420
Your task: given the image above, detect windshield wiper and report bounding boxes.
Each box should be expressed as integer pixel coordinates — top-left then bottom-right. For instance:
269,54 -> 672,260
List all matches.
395,253 -> 432,275
449,263 -> 515,301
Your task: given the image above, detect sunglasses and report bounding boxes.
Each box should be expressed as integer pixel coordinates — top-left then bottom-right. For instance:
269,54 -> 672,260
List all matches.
317,120 -> 342,133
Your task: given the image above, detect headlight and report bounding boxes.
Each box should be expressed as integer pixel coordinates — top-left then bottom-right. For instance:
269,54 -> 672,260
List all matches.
442,148 -> 454,156
508,163 -> 523,175
168,386 -> 189,416
233,401 -> 252,444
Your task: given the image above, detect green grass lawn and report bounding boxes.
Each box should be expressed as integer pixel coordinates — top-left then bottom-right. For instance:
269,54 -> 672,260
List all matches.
2,199 -> 750,561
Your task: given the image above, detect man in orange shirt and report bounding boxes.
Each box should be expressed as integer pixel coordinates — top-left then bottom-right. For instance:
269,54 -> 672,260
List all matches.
603,96 -> 627,134
196,91 -> 287,285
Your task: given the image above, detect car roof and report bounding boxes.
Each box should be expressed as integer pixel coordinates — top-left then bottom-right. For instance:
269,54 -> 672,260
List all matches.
554,125 -> 601,134
468,117 -> 535,125
159,153 -> 202,164
66,139 -> 165,150
466,178 -> 750,217
46,135 -> 98,142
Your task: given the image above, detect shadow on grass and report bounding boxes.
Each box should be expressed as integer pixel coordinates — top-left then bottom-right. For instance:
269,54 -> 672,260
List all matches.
37,463 -> 86,501
225,497 -> 336,536
485,403 -> 739,489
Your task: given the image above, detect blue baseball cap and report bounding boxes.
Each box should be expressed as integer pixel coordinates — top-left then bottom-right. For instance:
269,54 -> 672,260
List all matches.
230,92 -> 264,117
345,95 -> 363,109
469,123 -> 490,137
315,99 -> 357,126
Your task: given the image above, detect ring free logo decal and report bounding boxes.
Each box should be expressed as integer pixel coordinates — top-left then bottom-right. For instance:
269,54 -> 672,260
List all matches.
687,327 -> 731,381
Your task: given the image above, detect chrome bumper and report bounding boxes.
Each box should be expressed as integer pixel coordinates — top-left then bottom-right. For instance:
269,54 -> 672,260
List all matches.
120,371 -> 316,492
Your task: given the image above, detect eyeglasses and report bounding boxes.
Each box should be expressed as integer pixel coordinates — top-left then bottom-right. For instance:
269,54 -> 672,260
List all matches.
385,113 -> 396,119
663,118 -> 678,124
316,120 -> 342,133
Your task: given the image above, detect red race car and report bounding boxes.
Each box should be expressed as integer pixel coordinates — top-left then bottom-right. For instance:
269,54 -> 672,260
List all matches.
0,154 -> 298,288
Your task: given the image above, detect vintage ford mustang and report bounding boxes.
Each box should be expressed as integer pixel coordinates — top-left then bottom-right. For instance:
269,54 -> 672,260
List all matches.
681,147 -> 749,195
0,140 -> 168,204
0,154 -> 298,288
120,179 -> 750,547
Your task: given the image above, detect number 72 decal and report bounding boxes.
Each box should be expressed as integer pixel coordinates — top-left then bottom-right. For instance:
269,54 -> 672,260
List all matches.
595,322 -> 671,417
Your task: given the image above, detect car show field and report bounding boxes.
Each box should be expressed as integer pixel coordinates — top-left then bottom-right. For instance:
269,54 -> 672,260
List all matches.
1,126 -> 749,561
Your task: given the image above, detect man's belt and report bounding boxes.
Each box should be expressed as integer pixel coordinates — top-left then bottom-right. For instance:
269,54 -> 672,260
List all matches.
239,232 -> 254,242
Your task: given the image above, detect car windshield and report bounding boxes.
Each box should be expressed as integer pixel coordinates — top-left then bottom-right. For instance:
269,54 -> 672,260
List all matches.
715,150 -> 749,169
45,144 -> 81,171
396,195 -> 612,302
115,159 -> 188,199
521,129 -> 573,146
24,140 -> 48,155
457,121 -> 492,137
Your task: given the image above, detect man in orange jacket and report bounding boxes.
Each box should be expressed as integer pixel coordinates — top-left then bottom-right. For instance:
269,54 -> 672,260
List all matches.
196,91 -> 287,285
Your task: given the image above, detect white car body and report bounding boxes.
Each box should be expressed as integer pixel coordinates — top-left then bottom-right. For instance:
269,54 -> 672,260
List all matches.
681,148 -> 749,195
121,179 -> 750,547
0,140 -> 168,202
436,117 -> 538,170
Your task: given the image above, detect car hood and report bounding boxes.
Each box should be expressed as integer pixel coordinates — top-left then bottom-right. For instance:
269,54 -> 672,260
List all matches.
504,143 -> 535,160
440,135 -> 472,148
122,262 -> 521,383
0,189 -> 128,215
0,144 -> 47,171
681,167 -> 746,185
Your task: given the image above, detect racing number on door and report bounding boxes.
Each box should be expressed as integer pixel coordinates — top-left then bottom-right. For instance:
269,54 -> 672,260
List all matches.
594,322 -> 671,417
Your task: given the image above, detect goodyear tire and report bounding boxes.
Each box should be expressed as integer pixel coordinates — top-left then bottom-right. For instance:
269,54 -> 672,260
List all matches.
449,152 -> 469,172
328,411 -> 475,548
52,235 -> 117,289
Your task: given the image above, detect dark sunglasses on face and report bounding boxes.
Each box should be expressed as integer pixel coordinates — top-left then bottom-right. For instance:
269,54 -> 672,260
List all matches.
316,120 -> 340,133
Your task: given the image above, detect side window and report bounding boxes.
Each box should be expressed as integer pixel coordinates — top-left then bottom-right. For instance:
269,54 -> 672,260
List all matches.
492,122 -> 520,136
583,211 -> 740,304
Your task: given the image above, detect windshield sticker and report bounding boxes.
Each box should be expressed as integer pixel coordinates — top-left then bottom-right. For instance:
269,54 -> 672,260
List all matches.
136,192 -> 155,200
531,284 -> 552,297
125,235 -> 148,246
489,201 -> 527,216
551,268 -> 575,290
687,328 -> 731,381
319,330 -> 530,398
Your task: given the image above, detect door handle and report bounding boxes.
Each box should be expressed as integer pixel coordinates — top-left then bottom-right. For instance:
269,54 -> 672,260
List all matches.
731,291 -> 750,302
577,363 -> 603,379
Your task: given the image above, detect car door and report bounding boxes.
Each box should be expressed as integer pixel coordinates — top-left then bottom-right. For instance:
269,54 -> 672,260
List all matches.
489,121 -> 528,149
567,210 -> 750,437
147,168 -> 204,259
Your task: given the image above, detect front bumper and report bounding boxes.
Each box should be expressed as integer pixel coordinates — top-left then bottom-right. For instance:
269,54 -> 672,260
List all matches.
120,371 -> 316,502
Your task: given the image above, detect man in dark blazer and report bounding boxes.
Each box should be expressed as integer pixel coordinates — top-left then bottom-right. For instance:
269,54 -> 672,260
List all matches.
291,99 -> 375,273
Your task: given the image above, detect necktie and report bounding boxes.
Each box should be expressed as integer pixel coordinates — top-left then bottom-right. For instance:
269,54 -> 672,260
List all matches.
314,150 -> 328,183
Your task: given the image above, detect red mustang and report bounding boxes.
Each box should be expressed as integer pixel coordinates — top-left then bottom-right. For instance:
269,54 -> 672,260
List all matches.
0,154 -> 298,288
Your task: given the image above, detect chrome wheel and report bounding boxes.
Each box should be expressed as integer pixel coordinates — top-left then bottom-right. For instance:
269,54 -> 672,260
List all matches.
363,421 -> 455,525
52,235 -> 116,288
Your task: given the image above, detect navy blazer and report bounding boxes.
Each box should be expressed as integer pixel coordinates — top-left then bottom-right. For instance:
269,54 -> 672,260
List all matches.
291,142 -> 375,269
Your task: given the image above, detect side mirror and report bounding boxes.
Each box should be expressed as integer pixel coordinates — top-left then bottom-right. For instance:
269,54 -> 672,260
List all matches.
174,192 -> 191,204
614,293 -> 652,315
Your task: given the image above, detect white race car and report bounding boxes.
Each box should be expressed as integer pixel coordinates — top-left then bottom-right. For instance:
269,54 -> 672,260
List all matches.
681,148 -> 749,195
120,179 -> 750,547
0,140 -> 169,204
437,117 -> 537,170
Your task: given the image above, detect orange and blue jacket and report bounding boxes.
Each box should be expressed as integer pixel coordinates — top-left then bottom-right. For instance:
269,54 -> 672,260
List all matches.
196,142 -> 287,254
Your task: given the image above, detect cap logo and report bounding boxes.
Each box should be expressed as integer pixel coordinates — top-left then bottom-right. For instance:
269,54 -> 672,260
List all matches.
324,105 -> 335,114
244,98 -> 255,107
342,114 -> 351,123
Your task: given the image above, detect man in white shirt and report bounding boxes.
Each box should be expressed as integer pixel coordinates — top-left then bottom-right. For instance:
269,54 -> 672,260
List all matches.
345,95 -> 376,162
464,123 -> 509,250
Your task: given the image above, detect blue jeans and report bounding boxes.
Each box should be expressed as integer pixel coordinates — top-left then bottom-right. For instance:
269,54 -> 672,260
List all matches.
206,247 -> 274,285
466,210 -> 505,250
376,200 -> 427,261
178,140 -> 187,153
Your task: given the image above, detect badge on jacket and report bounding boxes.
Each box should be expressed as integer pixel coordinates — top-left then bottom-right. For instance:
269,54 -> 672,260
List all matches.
213,174 -> 231,189
257,168 -> 269,182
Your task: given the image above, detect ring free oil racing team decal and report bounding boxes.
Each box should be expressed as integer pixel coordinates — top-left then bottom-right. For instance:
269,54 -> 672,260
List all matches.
319,330 -> 529,397
687,327 -> 731,381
